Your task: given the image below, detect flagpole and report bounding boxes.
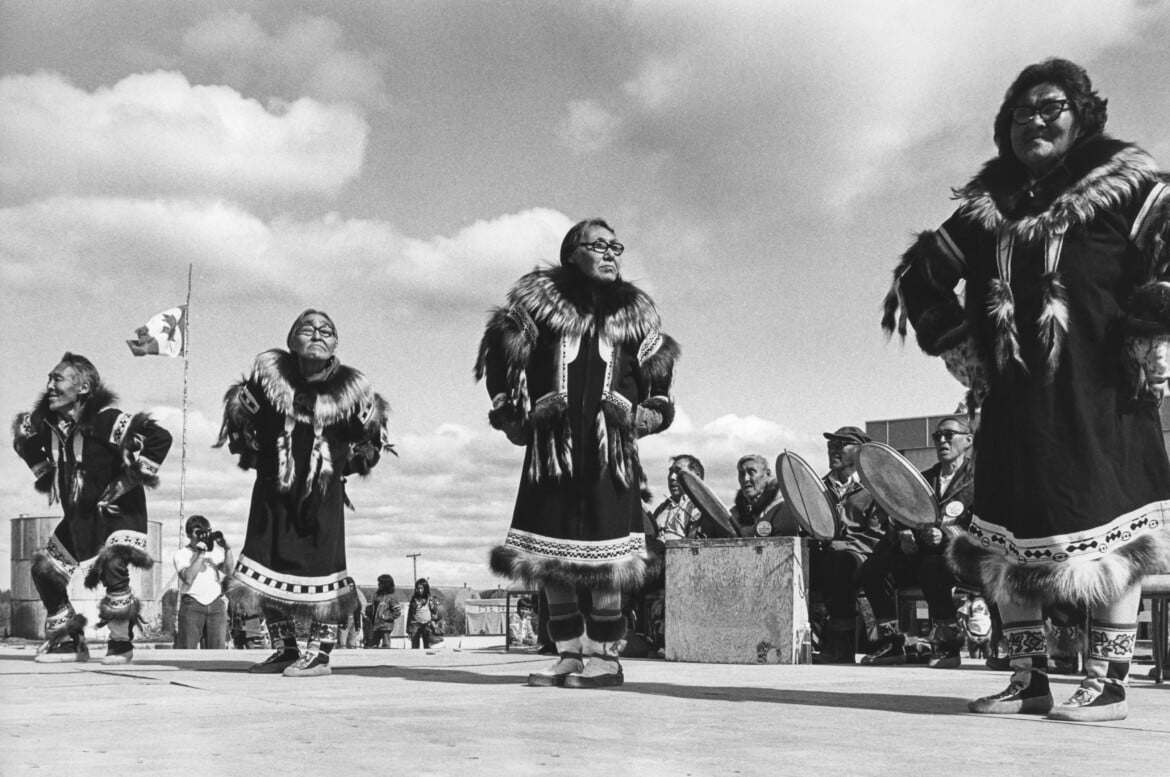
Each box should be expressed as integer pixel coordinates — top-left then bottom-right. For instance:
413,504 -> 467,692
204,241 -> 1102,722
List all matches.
179,263 -> 192,547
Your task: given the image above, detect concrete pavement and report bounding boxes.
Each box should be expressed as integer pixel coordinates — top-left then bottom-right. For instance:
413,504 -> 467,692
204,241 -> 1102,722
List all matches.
1,640 -> 1166,777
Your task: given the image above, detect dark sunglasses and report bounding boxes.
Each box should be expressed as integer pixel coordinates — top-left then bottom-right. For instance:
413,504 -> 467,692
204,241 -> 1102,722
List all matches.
932,429 -> 970,442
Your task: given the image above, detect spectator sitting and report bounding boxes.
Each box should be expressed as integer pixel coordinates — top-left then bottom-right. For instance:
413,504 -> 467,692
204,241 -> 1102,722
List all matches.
650,455 -> 706,541
509,598 -> 538,647
729,454 -> 800,537
858,417 -> 975,668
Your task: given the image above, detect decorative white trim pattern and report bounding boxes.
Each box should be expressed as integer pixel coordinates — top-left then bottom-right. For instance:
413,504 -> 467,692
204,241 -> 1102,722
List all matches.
503,527 -> 646,564
968,500 -> 1170,565
105,530 -> 149,553
234,553 -> 353,603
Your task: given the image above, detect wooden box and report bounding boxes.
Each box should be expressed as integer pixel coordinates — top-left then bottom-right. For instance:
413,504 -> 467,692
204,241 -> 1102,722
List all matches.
664,536 -> 809,664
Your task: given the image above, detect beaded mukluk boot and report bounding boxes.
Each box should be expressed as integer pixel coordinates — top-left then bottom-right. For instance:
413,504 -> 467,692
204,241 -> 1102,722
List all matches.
528,612 -> 585,687
250,619 -> 301,673
1047,620 -> 1134,722
284,622 -> 337,677
969,620 -> 1053,714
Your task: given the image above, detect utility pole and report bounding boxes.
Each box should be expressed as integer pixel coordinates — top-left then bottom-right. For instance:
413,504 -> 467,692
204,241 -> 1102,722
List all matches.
406,552 -> 421,582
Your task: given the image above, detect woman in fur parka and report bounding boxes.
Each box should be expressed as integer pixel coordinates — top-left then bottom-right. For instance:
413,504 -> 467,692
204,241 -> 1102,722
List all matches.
884,58 -> 1170,722
477,218 -> 679,688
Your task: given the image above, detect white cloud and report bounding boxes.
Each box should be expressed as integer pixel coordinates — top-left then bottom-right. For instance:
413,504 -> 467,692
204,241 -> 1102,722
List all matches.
557,99 -> 621,154
182,11 -> 389,112
0,70 -> 368,201
0,199 -> 571,310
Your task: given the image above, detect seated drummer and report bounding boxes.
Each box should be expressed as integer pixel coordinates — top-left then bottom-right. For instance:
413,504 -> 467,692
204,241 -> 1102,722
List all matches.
858,417 -> 975,668
729,454 -> 800,537
810,426 -> 888,664
650,455 -> 707,541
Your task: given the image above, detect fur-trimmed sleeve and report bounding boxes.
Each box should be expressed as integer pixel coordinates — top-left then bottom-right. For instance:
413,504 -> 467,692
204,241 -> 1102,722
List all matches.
475,303 -> 537,442
635,331 -> 679,437
345,393 -> 396,476
882,212 -> 975,355
214,378 -> 263,470
115,411 -> 172,487
11,411 -> 54,493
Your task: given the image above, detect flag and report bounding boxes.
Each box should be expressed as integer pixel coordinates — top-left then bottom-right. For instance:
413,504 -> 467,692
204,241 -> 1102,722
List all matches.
127,305 -> 187,358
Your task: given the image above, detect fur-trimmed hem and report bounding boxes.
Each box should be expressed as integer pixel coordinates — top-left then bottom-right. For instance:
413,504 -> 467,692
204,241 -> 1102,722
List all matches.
84,543 -> 154,590
489,544 -> 651,594
946,523 -> 1170,608
225,577 -> 359,623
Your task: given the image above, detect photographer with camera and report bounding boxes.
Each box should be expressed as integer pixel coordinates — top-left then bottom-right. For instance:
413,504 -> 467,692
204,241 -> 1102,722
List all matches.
173,515 -> 232,649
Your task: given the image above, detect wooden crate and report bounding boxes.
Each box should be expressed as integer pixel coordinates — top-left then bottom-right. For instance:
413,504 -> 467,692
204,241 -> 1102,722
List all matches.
665,536 -> 809,664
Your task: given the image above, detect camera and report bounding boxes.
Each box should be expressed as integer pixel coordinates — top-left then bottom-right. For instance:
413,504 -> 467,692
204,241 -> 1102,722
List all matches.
195,529 -> 224,547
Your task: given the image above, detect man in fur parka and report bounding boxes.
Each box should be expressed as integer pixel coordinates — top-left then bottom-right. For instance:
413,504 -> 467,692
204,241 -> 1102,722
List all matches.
216,310 -> 393,677
477,218 -> 679,688
13,352 -> 172,664
883,58 -> 1170,722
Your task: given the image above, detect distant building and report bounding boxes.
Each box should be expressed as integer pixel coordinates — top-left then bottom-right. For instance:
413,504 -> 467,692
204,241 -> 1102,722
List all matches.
866,403 -> 1170,465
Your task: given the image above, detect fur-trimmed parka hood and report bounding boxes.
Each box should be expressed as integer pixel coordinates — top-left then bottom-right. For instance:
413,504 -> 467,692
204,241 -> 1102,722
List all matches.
244,349 -> 378,433
953,134 -> 1160,242
501,265 -> 661,344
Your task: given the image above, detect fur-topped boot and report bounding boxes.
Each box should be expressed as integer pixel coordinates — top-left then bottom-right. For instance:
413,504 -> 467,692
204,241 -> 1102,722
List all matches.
283,622 -> 337,677
969,621 -> 1053,714
250,618 -> 301,673
97,591 -> 142,665
1048,620 -> 1135,722
528,612 -> 585,687
35,606 -> 89,664
564,609 -> 625,688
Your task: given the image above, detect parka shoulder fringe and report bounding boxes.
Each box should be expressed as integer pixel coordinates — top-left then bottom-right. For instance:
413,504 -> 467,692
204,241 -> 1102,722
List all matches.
945,508 -> 1170,609
881,232 -> 970,354
489,543 -> 652,594
224,576 -> 360,623
954,138 -> 1159,244
249,349 -> 376,429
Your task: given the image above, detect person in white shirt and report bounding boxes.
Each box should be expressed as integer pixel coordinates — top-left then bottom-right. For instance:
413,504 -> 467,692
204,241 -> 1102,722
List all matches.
173,515 -> 232,649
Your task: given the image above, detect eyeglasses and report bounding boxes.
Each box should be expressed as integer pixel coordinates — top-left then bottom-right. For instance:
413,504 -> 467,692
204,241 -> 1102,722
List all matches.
826,440 -> 853,451
1011,99 -> 1070,125
932,429 -> 970,442
294,325 -> 336,339
578,239 -> 625,257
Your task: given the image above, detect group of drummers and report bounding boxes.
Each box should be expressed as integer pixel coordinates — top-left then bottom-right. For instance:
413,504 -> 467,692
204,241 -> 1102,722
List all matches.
651,416 -> 992,669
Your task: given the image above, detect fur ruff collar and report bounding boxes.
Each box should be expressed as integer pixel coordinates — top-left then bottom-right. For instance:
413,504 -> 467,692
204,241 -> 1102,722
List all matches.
506,266 -> 661,343
954,135 -> 1159,243
31,385 -> 119,432
250,349 -> 374,428
734,478 -> 782,520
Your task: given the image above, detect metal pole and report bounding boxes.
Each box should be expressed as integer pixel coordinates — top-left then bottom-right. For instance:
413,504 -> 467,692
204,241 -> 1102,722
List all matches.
178,263 -> 192,547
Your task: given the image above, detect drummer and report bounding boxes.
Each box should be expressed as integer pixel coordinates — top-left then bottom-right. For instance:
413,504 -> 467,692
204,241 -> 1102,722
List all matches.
810,426 -> 889,664
858,417 -> 975,668
729,454 -> 800,538
650,455 -> 707,541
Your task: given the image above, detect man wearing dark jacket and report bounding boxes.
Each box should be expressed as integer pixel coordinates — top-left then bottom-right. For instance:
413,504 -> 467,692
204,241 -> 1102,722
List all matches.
859,417 -> 975,668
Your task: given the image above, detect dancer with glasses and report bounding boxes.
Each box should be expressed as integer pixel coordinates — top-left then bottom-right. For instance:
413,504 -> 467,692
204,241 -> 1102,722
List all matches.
477,218 -> 678,688
216,310 -> 394,677
883,58 -> 1170,721
858,417 -> 975,668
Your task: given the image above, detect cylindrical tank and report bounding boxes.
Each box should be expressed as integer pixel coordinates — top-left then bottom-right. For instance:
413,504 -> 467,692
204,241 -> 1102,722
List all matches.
10,514 -> 165,640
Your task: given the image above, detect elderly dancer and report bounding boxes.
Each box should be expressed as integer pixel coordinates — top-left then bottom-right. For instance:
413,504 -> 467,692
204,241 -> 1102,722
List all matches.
216,310 -> 393,677
477,218 -> 679,688
13,352 -> 172,664
883,58 -> 1170,721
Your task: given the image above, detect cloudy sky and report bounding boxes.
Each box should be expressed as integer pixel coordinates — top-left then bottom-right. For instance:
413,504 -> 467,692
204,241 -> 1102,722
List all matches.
2,1 -> 1168,592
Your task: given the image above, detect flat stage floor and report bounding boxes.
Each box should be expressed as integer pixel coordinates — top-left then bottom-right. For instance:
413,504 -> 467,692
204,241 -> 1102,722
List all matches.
0,640 -> 1165,776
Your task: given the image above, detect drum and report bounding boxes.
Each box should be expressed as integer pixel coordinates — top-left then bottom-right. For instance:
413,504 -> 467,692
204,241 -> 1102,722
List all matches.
677,470 -> 737,539
775,451 -> 839,541
854,442 -> 938,529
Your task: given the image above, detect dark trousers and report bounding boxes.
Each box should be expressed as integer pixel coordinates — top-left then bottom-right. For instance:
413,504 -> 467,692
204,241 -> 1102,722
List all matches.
409,624 -> 439,649
859,542 -> 958,622
175,595 -> 228,649
809,546 -> 865,619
